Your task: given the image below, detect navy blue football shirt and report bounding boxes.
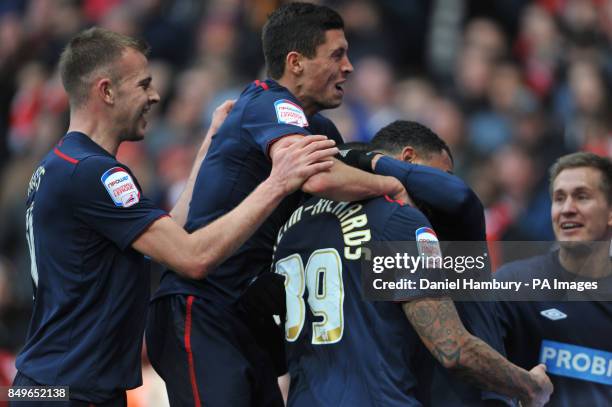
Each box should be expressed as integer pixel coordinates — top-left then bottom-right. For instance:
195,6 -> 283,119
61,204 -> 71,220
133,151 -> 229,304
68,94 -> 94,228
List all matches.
273,196 -> 439,407
375,156 -> 512,406
496,251 -> 612,407
153,79 -> 343,305
16,132 -> 166,403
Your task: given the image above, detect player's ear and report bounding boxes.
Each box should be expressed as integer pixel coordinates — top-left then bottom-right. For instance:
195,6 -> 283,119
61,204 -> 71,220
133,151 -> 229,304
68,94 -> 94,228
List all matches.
95,77 -> 114,105
286,51 -> 304,76
400,146 -> 417,163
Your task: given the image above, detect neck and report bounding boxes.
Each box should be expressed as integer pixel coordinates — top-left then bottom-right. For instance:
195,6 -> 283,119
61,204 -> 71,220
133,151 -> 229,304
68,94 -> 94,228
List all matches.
558,242 -> 611,279
276,76 -> 317,116
68,107 -> 120,156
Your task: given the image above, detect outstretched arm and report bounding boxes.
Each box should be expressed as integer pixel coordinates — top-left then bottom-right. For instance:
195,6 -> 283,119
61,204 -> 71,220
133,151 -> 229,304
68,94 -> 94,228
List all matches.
403,297 -> 553,407
373,155 -> 485,239
133,135 -> 338,279
270,135 -> 408,202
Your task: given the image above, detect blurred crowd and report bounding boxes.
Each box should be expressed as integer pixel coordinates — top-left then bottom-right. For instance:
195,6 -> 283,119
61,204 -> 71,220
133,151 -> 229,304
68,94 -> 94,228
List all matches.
0,0 -> 610,403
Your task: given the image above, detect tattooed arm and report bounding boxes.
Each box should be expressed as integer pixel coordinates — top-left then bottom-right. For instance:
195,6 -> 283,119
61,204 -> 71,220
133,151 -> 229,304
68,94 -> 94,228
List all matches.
403,297 -> 553,407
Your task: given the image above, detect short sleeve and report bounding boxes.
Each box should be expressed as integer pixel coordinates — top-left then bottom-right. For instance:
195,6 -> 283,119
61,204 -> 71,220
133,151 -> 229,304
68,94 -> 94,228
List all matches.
383,205 -> 446,301
242,91 -> 311,155
72,156 -> 167,250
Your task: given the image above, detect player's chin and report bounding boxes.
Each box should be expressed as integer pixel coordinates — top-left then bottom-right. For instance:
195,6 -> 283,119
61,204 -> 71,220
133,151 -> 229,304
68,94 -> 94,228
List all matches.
121,130 -> 145,142
321,97 -> 343,110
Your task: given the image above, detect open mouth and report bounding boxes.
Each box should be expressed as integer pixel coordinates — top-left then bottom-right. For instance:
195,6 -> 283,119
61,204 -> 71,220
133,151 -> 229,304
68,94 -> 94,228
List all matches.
335,82 -> 345,93
560,222 -> 583,230
141,106 -> 151,120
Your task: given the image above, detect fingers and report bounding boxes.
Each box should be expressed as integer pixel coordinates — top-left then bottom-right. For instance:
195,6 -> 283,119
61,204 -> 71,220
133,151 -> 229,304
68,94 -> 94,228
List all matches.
303,139 -> 338,156
210,99 -> 236,129
306,147 -> 340,163
281,136 -> 337,158
216,99 -> 236,113
299,161 -> 335,179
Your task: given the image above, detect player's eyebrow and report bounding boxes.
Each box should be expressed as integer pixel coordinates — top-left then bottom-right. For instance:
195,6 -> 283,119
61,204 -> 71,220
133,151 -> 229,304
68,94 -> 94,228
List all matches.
554,185 -> 591,195
572,186 -> 593,194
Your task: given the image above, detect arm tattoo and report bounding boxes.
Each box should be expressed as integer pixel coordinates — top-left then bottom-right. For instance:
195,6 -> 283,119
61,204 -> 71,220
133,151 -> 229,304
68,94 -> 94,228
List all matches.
403,297 -> 541,402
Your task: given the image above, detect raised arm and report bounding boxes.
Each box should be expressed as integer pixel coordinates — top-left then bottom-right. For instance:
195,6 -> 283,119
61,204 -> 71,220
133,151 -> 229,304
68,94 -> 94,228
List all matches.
170,99 -> 235,226
373,155 -> 485,239
403,297 -> 553,407
270,135 -> 408,202
133,135 -> 338,279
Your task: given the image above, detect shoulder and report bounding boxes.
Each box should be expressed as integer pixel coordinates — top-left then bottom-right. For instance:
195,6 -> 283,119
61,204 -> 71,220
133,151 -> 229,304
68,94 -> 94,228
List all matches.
366,198 -> 433,241
308,113 -> 343,143
245,81 -> 300,111
73,156 -> 141,203
242,84 -> 309,128
73,155 -> 125,179
389,202 -> 432,229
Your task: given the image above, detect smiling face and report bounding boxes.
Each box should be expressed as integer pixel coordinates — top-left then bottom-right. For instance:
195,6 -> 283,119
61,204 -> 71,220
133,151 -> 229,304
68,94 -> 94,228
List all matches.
551,166 -> 612,242
297,29 -> 353,114
113,48 -> 160,141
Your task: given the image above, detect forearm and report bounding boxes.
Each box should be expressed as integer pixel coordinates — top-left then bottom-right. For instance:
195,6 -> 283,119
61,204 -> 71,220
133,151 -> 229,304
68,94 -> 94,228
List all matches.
134,135 -> 338,280
403,298 -> 541,401
374,156 -> 477,212
302,159 -> 404,201
189,177 -> 286,274
451,334 -> 540,401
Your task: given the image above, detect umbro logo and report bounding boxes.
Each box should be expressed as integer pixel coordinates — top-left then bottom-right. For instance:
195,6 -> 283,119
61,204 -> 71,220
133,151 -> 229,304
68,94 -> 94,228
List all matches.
540,308 -> 567,321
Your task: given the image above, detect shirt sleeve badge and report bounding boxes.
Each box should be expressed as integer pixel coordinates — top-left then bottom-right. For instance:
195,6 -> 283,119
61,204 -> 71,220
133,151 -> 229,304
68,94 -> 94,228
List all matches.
415,226 -> 442,258
101,167 -> 141,208
274,99 -> 309,127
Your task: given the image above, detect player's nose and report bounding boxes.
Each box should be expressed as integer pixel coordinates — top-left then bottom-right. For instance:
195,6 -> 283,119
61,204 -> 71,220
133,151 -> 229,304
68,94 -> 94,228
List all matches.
342,55 -> 354,75
149,85 -> 160,105
560,197 -> 578,214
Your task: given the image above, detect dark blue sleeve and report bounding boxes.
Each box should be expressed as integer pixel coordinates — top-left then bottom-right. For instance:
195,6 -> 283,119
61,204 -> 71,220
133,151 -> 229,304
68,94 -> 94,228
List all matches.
72,156 -> 167,250
242,91 -> 311,155
308,114 -> 344,144
383,205 -> 445,300
375,156 -> 485,240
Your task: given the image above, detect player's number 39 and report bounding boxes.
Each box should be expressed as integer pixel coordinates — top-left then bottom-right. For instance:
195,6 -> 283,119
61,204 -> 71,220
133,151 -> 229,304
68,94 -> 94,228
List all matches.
275,249 -> 344,345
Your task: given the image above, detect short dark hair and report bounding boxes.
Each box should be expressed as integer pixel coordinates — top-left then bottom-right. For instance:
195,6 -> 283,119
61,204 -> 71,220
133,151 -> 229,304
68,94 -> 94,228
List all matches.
262,2 -> 344,79
370,120 -> 453,163
59,27 -> 150,108
549,152 -> 612,203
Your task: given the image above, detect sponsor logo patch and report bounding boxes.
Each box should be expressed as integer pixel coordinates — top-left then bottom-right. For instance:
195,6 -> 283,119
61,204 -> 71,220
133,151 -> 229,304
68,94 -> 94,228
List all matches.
274,99 -> 308,127
415,227 -> 442,258
101,167 -> 140,208
540,340 -> 612,385
540,308 -> 567,321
